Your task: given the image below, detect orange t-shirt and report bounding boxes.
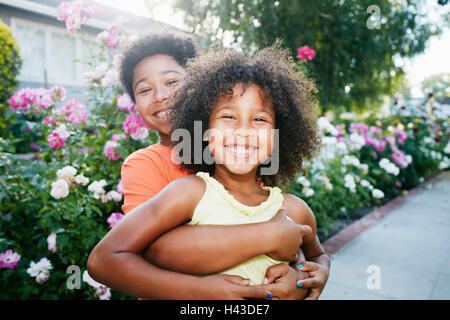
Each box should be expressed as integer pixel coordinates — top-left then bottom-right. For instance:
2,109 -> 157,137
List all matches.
121,143 -> 188,215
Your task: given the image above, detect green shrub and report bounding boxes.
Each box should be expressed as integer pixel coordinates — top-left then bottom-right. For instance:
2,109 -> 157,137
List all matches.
0,19 -> 22,138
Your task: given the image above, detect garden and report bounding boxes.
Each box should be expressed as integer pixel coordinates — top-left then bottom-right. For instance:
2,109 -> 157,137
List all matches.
0,0 -> 449,300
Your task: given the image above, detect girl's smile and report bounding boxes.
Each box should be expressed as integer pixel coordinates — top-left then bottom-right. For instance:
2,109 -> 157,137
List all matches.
208,83 -> 275,175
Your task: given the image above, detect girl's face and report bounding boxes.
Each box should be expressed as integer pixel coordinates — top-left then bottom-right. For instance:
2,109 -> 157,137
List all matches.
207,83 -> 275,176
132,54 -> 186,141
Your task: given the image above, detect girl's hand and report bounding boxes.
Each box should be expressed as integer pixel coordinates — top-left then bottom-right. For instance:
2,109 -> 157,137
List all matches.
296,261 -> 329,300
266,209 -> 312,262
198,274 -> 273,300
258,263 -> 309,300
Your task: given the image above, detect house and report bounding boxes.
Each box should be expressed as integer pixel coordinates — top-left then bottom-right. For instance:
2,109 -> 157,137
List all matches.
0,0 -> 175,95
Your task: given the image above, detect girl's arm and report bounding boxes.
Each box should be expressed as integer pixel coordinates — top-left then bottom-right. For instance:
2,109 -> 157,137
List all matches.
121,156 -> 305,275
143,209 -> 307,274
87,175 -> 271,299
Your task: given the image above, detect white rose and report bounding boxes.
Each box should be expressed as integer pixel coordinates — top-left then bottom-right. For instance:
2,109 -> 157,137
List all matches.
50,179 -> 70,199
372,189 -> 385,199
296,176 -> 310,187
106,190 -> 122,202
303,187 -> 314,197
74,174 -> 89,186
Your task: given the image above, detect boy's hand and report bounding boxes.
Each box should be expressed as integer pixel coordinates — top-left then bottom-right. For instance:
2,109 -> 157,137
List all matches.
295,261 -> 329,300
198,274 -> 273,300
266,208 -> 312,262
258,263 -> 309,300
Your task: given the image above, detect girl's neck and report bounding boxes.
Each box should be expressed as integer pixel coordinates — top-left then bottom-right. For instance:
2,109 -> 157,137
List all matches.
212,165 -> 262,194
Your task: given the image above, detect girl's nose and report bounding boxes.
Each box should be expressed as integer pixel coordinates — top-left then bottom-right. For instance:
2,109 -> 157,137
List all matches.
234,121 -> 254,137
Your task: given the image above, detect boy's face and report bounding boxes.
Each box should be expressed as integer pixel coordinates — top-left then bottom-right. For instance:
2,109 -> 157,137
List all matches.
132,54 -> 186,141
207,83 -> 276,175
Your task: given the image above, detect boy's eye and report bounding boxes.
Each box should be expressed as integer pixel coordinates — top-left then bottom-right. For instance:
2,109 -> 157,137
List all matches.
221,115 -> 235,119
139,88 -> 152,94
167,80 -> 178,86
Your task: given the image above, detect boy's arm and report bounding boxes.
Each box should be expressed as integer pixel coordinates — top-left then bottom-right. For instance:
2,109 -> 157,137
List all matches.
283,194 -> 330,299
122,156 -> 307,274
88,175 -> 271,299
144,209 -> 309,274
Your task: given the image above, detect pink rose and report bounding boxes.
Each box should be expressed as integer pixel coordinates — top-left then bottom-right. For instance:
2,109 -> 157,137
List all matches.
107,213 -> 124,228
0,250 -> 21,269
9,90 -> 28,110
130,126 -> 149,140
116,180 -> 124,195
48,132 -> 66,150
63,99 -> 88,124
296,46 -> 316,61
111,133 -> 125,141
65,13 -> 82,33
116,93 -> 136,112
56,2 -> 71,21
47,233 -> 57,253
104,141 -> 121,160
33,88 -> 54,109
122,113 -> 145,134
394,129 -> 407,145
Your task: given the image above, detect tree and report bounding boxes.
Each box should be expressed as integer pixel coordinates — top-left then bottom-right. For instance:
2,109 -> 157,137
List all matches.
174,0 -> 442,113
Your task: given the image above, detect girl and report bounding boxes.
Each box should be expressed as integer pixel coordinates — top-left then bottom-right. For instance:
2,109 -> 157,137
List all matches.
88,45 -> 329,299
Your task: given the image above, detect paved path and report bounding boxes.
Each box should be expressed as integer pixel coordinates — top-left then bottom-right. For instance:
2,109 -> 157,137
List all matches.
320,170 -> 450,300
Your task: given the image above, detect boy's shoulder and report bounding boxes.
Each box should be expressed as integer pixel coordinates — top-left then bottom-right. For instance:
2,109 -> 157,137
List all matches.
123,143 -> 168,164
281,193 -> 315,226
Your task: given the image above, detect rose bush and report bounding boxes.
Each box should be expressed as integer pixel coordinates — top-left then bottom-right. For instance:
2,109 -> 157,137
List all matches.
287,113 -> 449,237
1,1 -> 449,299
0,1 -> 156,299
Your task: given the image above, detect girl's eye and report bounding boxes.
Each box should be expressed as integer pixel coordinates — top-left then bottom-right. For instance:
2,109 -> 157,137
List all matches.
167,80 -> 178,86
254,117 -> 267,122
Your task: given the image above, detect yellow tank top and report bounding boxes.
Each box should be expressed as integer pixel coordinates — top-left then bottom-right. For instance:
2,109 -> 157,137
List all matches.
188,172 -> 289,285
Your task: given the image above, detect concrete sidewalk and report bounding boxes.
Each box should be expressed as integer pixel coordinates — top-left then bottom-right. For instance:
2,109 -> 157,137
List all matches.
320,170 -> 450,300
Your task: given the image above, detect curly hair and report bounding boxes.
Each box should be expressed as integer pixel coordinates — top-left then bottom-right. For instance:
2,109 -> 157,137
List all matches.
169,45 -> 321,187
119,30 -> 200,102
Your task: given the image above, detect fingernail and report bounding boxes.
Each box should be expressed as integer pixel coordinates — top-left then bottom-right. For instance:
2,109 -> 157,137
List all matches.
267,293 -> 273,299
263,277 -> 269,284
297,282 -> 303,288
245,278 -> 250,280
297,264 -> 303,269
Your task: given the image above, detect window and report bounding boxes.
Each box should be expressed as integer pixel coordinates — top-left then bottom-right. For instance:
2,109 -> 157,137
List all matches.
11,18 -> 99,87
13,23 -> 46,83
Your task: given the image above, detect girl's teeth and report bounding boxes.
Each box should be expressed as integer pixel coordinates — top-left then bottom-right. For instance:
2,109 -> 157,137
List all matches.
226,146 -> 257,157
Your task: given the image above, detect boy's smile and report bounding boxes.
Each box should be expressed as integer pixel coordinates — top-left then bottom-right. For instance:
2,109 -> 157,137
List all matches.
132,54 -> 186,145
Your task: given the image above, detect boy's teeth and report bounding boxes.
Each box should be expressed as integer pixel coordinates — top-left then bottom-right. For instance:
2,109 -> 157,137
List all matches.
155,111 -> 168,119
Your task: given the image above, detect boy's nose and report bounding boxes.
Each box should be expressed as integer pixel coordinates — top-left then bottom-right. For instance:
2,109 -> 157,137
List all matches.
154,86 -> 170,103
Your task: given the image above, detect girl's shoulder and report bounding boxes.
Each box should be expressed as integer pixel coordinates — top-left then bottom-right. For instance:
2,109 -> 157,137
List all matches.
281,193 -> 315,226
162,174 -> 207,205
